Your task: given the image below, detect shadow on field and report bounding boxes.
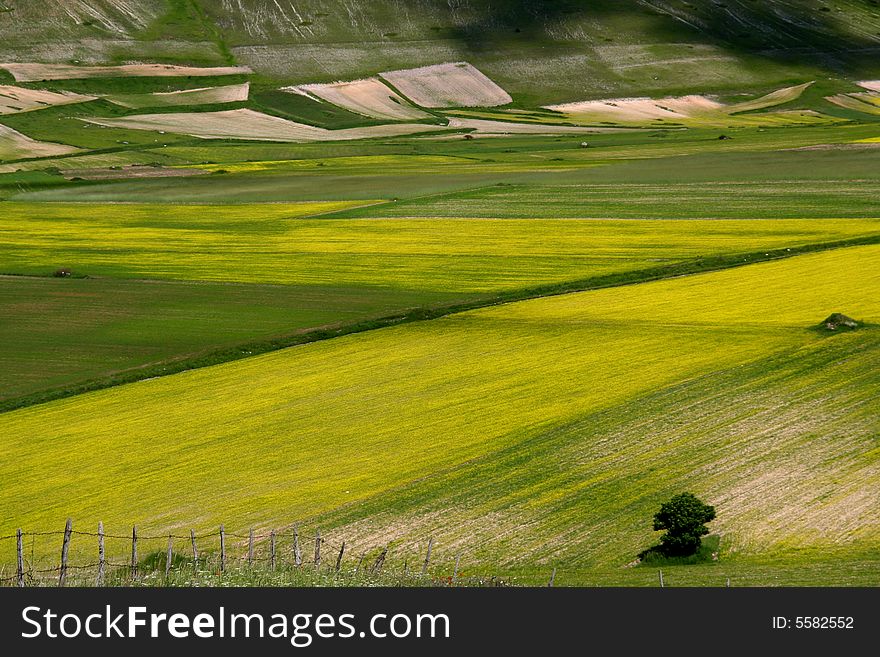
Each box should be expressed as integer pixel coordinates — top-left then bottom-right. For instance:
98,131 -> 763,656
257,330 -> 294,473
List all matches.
638,535 -> 721,567
442,0 -> 880,75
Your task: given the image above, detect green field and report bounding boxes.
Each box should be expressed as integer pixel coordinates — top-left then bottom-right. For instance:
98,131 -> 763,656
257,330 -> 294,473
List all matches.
1,0 -> 879,587
341,180 -> 880,220
0,275 -> 466,402
8,124 -> 879,205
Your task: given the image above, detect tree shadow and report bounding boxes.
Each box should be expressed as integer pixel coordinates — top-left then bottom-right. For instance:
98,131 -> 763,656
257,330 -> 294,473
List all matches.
637,535 -> 720,567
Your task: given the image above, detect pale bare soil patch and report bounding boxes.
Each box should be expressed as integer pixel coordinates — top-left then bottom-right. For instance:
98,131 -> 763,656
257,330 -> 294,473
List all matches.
546,83 -> 814,125
104,83 -> 250,109
0,123 -> 79,160
0,62 -> 251,82
0,85 -> 95,115
546,94 -> 723,122
858,80 -> 880,92
287,78 -> 428,121
826,93 -> 880,116
82,108 -> 447,142
0,150 -> 155,173
725,82 -> 813,113
380,62 -> 512,108
852,93 -> 880,108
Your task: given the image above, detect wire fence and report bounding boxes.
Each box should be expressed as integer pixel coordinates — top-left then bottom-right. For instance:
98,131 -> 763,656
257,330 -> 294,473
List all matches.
0,519 -> 499,588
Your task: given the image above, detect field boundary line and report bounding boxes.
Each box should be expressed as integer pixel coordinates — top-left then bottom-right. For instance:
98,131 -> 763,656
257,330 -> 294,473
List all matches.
302,182 -> 515,220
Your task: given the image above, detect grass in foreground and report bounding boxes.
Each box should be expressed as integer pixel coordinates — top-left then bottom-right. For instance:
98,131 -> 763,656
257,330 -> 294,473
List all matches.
2,551 -> 500,589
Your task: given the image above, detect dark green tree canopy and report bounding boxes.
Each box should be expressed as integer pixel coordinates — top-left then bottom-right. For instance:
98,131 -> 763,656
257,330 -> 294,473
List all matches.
653,492 -> 716,556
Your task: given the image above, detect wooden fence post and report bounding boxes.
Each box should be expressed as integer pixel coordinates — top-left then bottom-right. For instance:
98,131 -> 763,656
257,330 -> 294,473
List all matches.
335,542 -> 345,572
16,529 -> 24,588
548,568 -> 556,587
372,546 -> 388,574
165,535 -> 173,578
293,524 -> 302,567
58,518 -> 72,587
219,525 -> 226,572
190,529 -> 198,569
356,552 -> 365,574
248,528 -> 255,567
130,526 -> 138,579
658,569 -> 664,588
270,531 -> 276,571
314,530 -> 321,568
452,553 -> 460,585
96,522 -> 105,586
421,537 -> 433,576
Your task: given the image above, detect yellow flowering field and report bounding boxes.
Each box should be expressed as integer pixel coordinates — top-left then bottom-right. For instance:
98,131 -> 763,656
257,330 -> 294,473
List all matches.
2,202 -> 879,292
1,245 -> 877,564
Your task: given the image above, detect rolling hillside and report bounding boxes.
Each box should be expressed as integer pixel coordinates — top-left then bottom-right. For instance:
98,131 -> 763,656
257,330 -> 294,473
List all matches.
0,1 -> 879,586
0,1 -> 879,102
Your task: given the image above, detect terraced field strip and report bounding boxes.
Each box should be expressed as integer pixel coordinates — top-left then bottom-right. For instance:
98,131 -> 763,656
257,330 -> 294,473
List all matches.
547,94 -> 725,122
446,117 -> 624,136
826,93 -> 880,116
14,123 -> 880,203
58,166 -> 209,182
0,85 -> 95,115
185,154 -> 481,174
0,63 -> 251,82
0,151 -> 179,175
726,82 -> 814,113
104,83 -> 250,109
379,62 -> 512,109
3,203 -> 878,290
286,79 -> 429,121
83,108 -> 448,142
152,122 -> 879,166
1,244 -> 878,563
543,83 -> 833,128
0,123 -> 79,160
853,93 -> 880,108
344,181 -> 880,220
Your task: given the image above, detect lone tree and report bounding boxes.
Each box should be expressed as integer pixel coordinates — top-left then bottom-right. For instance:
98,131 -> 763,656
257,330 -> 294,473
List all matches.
653,492 -> 716,556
